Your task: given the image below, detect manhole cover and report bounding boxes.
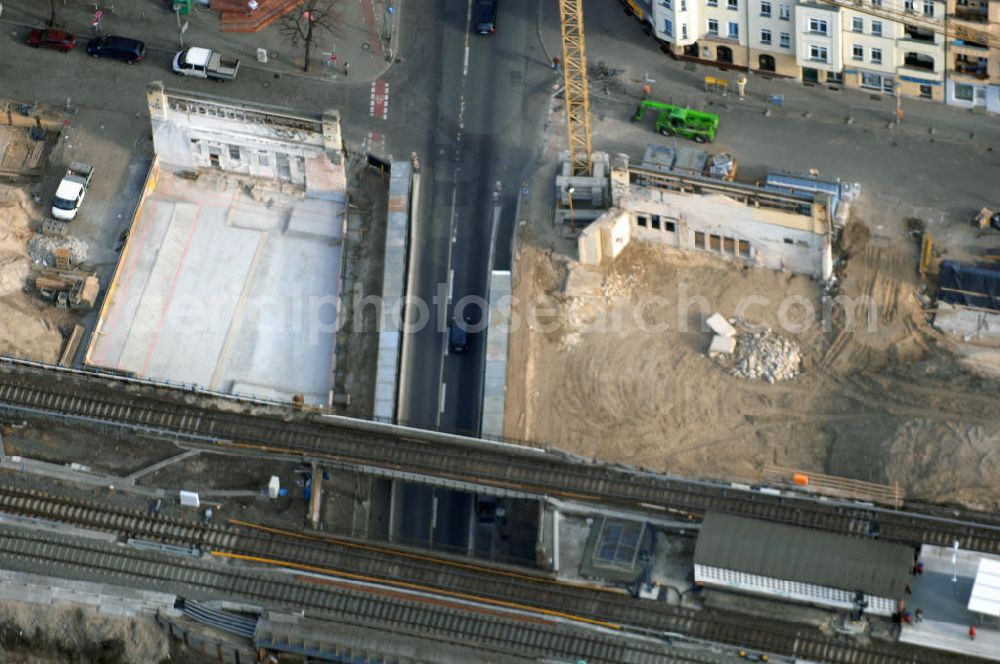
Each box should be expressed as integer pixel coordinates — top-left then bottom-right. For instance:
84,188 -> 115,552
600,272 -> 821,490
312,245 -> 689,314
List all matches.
262,81 -> 271,88
362,42 -> 371,51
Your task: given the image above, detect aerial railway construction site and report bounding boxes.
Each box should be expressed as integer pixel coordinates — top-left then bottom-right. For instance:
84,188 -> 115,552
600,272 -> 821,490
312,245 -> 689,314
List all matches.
0,359 -> 997,555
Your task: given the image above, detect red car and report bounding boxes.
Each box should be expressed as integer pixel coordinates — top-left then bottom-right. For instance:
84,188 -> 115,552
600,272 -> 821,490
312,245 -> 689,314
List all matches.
27,29 -> 76,53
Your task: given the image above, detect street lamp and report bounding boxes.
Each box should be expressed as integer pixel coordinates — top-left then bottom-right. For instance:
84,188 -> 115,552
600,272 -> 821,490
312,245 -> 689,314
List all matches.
567,186 -> 576,233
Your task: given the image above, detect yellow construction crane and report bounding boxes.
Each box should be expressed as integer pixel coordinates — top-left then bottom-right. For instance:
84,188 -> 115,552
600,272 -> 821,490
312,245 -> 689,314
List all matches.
558,0 -> 593,176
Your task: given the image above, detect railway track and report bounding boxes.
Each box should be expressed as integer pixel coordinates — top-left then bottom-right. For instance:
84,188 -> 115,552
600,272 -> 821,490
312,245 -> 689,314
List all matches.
0,359 -> 998,557
0,525 -> 690,664
0,485 -> 978,664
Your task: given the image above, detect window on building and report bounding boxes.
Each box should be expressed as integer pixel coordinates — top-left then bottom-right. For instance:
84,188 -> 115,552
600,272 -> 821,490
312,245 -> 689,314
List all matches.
228,145 -> 241,161
852,16 -> 863,31
809,44 -> 828,61
780,32 -> 790,47
827,70 -> 843,84
651,214 -> 662,230
871,20 -> 882,36
871,0 -> 881,6
779,3 -> 790,19
871,47 -> 882,64
708,18 -> 719,35
710,234 -> 722,251
808,18 -> 828,34
761,28 -> 772,44
919,84 -> 932,98
682,23 -> 688,39
257,152 -> 268,166
681,0 -> 687,10
637,215 -> 648,227
852,44 -> 864,60
723,237 -> 736,254
761,0 -> 771,16
954,83 -> 974,101
738,240 -> 751,258
728,0 -> 738,9
783,238 -> 794,245
904,0 -> 914,10
663,0 -> 672,8
664,18 -> 674,36
276,153 -> 291,179
707,0 -> 717,6
728,21 -> 739,38
923,0 -> 934,15
694,231 -> 706,248
664,219 -> 678,232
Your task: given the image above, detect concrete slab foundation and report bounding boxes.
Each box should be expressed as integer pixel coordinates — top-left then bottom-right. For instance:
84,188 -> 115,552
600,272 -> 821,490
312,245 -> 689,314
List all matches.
88,168 -> 344,406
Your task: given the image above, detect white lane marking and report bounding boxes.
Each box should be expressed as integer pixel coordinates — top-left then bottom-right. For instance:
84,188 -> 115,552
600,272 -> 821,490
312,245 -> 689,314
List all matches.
439,383 -> 447,413
448,269 -> 455,302
463,46 -> 470,76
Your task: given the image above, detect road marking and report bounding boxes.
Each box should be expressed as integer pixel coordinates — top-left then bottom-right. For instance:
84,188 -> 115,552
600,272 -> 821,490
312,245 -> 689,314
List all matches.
370,79 -> 389,120
448,269 -> 455,302
439,383 -> 447,413
436,0 -> 476,428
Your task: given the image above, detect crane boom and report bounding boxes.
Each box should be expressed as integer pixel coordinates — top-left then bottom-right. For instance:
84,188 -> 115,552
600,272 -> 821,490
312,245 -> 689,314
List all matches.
558,0 -> 593,176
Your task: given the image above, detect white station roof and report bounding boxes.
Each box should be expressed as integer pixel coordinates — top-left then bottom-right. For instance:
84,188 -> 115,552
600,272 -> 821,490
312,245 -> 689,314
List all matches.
968,557 -> 1000,617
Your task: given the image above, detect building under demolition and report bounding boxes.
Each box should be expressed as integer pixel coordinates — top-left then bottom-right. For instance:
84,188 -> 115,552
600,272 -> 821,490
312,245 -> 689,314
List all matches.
86,83 -> 347,406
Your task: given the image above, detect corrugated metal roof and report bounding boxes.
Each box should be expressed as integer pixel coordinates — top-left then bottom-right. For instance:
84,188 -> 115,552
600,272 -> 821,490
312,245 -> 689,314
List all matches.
694,512 -> 913,599
968,557 -> 1000,617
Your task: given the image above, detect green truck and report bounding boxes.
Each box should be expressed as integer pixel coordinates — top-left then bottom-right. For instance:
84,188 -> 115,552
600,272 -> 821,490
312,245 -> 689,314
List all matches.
633,100 -> 719,143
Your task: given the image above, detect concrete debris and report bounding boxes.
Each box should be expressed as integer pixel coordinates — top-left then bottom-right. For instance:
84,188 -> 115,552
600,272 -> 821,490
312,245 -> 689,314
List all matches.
603,270 -> 642,301
27,233 -> 87,267
706,312 -> 736,338
730,326 -> 801,383
709,334 -> 736,357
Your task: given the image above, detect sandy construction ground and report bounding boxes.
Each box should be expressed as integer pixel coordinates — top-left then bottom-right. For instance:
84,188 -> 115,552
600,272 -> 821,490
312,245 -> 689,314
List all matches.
504,96 -> 1000,510
506,215 -> 1000,509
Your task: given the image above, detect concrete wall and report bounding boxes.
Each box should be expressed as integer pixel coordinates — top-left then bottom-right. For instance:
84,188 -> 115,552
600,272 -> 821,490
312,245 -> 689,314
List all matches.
373,162 -> 412,422
622,190 -> 831,279
578,209 -> 632,266
146,82 -> 334,185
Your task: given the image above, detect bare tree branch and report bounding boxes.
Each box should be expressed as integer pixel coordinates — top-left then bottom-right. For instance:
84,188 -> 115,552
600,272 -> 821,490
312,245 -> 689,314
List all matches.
279,0 -> 344,73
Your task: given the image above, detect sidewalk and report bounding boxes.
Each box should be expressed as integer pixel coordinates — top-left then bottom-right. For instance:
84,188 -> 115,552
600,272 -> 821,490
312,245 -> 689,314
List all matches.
1,0 -> 399,84
549,0 -> 1000,149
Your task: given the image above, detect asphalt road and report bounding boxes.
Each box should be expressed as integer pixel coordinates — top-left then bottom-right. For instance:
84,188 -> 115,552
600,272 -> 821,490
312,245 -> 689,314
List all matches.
0,0 -> 553,438
392,0 -> 552,434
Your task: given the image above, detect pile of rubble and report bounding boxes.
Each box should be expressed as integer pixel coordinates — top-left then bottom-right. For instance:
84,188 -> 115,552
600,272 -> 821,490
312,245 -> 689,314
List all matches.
27,234 -> 87,267
731,328 -> 801,383
706,313 -> 801,383
603,270 -> 641,301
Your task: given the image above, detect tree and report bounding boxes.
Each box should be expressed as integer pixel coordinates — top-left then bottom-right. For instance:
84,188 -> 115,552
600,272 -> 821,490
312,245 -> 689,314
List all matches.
280,0 -> 343,73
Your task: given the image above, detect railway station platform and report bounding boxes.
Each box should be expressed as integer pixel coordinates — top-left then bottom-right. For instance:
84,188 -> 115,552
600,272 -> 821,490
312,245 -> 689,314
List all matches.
899,544 -> 1000,661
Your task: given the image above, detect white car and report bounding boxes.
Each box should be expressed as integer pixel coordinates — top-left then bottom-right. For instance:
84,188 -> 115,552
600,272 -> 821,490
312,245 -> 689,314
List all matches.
52,163 -> 93,221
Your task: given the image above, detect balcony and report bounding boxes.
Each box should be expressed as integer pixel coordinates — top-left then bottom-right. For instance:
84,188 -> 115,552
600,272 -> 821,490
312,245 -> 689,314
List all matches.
905,54 -> 935,69
903,25 -> 936,42
952,5 -> 989,22
953,58 -> 990,79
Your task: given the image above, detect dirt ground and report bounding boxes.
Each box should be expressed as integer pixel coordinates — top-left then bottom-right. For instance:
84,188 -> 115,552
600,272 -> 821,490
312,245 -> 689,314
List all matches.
0,187 -> 74,363
331,156 -> 390,417
505,100 -> 1000,511
0,602 -> 169,664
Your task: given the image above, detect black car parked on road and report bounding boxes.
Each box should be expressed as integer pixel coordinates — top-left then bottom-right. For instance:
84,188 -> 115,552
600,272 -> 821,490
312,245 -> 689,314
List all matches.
87,35 -> 145,64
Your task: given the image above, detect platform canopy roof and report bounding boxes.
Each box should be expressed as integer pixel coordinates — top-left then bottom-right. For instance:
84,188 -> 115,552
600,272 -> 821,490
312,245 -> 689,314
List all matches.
968,557 -> 1000,618
694,512 -> 914,600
